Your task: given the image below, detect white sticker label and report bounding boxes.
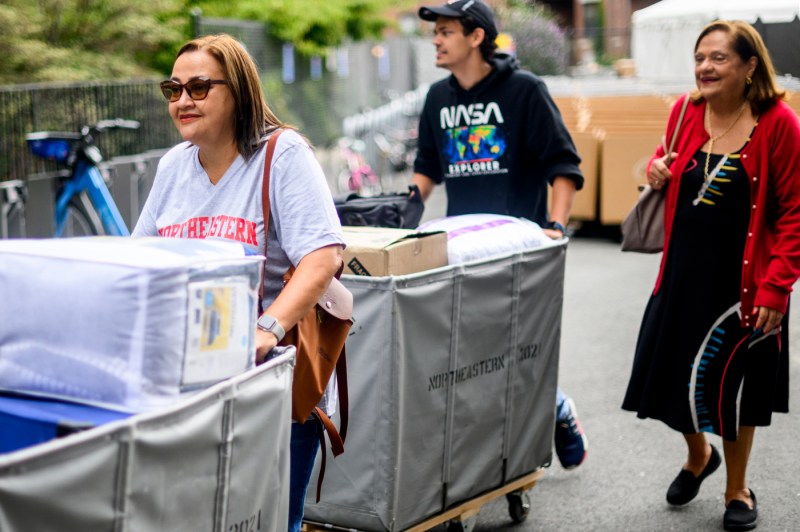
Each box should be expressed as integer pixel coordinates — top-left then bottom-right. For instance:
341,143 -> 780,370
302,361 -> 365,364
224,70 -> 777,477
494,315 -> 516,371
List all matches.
183,279 -> 254,385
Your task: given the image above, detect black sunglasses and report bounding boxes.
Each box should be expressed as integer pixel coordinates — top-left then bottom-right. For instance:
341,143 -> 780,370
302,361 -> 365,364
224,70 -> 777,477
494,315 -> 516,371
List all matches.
159,77 -> 228,102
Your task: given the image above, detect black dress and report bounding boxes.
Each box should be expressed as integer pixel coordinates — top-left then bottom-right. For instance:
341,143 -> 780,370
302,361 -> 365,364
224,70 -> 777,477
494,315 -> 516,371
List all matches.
622,131 -> 790,441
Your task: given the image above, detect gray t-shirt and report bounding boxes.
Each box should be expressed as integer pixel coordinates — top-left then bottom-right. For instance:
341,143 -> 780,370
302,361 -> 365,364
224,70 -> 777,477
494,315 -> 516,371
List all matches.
134,130 -> 344,306
133,130 -> 345,416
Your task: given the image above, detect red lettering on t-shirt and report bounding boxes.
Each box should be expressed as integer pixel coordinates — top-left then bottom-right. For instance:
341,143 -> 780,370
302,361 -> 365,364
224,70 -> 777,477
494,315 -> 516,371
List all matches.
234,218 -> 245,242
198,217 -> 209,238
224,216 -> 236,239
157,215 -> 257,244
245,221 -> 258,246
208,216 -> 220,237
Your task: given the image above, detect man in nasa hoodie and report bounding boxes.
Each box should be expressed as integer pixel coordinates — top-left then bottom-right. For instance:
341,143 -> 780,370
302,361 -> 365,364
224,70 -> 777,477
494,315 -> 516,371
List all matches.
413,0 -> 588,470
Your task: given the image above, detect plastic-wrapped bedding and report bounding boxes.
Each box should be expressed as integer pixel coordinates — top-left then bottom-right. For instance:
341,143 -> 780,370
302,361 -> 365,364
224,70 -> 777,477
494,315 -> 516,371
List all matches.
418,213 -> 559,265
0,237 -> 263,412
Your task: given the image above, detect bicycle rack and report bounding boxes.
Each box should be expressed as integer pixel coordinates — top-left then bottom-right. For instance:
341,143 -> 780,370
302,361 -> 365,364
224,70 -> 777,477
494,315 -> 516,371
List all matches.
103,150 -> 165,228
0,180 -> 26,238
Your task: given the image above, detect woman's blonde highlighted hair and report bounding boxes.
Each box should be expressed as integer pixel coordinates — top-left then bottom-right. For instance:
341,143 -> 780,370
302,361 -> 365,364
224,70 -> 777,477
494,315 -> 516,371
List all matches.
691,20 -> 786,115
176,34 -> 292,160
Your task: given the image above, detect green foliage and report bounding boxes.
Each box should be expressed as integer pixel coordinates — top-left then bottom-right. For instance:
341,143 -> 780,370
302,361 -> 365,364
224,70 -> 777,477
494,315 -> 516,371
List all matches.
496,1 -> 568,76
0,0 -> 419,83
262,68 -> 342,146
190,0 -> 412,57
262,73 -> 301,128
594,1 -> 606,60
0,0 -> 188,84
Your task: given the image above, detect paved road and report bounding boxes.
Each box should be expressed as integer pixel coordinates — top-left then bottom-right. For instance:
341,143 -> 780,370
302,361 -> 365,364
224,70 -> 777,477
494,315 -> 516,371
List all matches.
447,236 -> 800,532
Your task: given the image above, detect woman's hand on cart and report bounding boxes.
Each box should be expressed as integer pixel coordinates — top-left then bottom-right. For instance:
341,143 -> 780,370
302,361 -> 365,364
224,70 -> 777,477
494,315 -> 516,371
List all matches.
255,328 -> 279,364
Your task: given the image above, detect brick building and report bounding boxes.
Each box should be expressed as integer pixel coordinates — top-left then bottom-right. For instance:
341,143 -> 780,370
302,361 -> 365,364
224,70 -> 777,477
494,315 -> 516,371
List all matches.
537,0 -> 660,62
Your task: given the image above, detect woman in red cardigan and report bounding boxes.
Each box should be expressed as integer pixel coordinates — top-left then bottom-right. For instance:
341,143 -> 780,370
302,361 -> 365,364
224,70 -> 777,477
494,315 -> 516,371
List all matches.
622,20 -> 800,532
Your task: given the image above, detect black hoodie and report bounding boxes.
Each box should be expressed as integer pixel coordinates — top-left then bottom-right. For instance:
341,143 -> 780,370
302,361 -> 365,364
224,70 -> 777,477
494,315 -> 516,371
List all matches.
414,53 -> 584,224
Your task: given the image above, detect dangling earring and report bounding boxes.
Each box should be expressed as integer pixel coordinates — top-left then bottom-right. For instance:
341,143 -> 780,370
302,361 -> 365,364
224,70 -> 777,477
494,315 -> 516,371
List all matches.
746,77 -> 752,85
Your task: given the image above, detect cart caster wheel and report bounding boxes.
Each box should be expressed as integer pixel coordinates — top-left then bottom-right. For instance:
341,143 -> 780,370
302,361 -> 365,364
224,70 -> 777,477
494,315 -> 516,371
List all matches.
506,490 -> 531,523
446,517 -> 477,532
447,521 -> 464,532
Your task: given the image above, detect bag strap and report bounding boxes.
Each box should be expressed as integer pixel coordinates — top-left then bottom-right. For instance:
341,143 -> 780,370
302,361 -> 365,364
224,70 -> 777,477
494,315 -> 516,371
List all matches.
261,128 -> 345,292
311,406 -> 345,503
305,342 -> 349,503
260,128 -> 350,503
259,129 -> 283,301
662,95 -> 691,162
336,349 -> 349,442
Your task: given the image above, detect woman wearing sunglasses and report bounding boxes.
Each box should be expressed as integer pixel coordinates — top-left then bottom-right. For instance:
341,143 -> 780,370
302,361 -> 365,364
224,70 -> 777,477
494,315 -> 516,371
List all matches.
133,34 -> 344,532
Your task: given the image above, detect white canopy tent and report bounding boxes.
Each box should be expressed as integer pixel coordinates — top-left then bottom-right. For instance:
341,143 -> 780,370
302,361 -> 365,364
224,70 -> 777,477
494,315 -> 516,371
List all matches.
632,0 -> 800,81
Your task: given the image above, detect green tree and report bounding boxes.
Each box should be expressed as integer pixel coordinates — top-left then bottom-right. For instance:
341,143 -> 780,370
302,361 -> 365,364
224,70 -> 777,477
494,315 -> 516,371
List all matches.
0,0 -> 418,84
190,0 -> 410,57
496,1 -> 568,76
0,0 -> 187,84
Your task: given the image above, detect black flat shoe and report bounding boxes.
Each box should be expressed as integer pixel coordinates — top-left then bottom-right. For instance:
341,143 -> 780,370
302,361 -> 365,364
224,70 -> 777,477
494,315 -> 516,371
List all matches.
724,489 -> 757,531
666,444 -> 722,505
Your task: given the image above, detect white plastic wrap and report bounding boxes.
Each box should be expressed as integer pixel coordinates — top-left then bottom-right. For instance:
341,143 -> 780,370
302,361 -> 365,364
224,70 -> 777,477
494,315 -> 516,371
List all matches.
418,213 -> 558,265
0,237 -> 263,412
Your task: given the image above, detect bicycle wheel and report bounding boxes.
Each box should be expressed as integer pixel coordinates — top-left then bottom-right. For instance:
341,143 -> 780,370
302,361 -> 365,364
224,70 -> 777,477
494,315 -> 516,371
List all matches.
59,196 -> 102,237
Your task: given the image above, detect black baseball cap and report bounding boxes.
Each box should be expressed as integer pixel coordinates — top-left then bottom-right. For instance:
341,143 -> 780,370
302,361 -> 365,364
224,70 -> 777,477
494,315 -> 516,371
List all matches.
419,0 -> 498,40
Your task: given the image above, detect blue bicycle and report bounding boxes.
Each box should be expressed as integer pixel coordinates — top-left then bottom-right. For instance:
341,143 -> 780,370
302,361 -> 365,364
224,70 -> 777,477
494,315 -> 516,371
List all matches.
26,119 -> 140,237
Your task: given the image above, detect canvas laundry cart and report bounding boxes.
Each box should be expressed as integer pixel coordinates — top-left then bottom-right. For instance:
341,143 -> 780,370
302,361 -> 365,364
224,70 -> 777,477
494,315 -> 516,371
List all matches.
0,350 -> 295,532
304,242 -> 566,530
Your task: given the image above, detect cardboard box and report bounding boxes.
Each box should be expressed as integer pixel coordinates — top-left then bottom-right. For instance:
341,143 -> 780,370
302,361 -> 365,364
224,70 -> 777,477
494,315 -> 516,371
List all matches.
600,132 -> 663,225
342,227 -> 448,277
548,131 -> 599,222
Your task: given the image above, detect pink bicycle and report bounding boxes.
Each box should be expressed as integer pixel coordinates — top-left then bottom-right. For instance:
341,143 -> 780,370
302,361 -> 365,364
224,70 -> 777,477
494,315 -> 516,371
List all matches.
336,137 -> 381,196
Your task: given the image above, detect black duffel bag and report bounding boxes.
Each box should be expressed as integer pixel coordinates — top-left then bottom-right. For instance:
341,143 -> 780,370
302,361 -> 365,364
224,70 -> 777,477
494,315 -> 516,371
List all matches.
334,185 -> 424,229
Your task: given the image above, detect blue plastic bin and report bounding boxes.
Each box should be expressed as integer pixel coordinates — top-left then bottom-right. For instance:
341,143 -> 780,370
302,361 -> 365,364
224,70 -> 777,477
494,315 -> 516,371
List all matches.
0,392 -> 132,454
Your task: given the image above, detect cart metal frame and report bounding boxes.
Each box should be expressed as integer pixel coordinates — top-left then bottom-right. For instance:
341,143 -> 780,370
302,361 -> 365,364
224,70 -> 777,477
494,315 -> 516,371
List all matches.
303,468 -> 544,532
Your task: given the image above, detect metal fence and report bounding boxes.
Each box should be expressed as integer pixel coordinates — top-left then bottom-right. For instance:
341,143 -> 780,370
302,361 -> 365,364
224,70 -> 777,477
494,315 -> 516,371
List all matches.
342,84 -> 427,176
0,16 -> 445,236
0,81 -> 180,183
0,15 -> 441,184
195,15 -> 438,148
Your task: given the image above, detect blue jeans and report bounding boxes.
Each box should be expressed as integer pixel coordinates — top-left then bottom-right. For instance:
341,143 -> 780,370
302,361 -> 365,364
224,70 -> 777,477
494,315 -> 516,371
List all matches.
288,420 -> 320,532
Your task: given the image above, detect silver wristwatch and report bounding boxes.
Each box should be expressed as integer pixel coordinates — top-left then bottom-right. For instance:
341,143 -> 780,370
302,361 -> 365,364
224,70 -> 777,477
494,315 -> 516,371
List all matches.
256,314 -> 285,342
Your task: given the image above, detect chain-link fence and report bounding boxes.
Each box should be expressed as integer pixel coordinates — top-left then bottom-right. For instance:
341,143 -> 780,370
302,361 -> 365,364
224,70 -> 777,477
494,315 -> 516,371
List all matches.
0,16 -> 442,186
195,15 -> 439,148
0,81 -> 179,183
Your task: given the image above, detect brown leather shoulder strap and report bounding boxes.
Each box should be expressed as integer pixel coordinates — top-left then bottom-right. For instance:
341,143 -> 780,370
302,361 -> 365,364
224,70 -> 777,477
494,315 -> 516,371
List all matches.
311,406 -> 345,502
668,95 -> 691,154
336,350 -> 348,443
259,130 -> 283,300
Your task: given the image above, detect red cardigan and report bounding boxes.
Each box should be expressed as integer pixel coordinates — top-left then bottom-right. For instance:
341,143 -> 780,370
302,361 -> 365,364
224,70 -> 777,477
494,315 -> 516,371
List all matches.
650,95 -> 800,327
